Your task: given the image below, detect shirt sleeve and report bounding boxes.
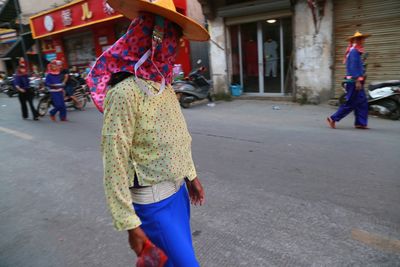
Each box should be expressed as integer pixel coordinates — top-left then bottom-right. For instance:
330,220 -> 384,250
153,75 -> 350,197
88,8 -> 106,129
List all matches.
346,49 -> 364,80
101,86 -> 141,231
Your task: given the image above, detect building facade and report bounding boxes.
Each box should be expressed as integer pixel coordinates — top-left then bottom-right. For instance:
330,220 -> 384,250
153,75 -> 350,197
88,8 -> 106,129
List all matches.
200,0 -> 400,103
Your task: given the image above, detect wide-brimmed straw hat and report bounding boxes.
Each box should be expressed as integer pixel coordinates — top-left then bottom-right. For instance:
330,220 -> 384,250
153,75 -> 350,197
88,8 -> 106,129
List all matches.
347,30 -> 371,41
107,0 -> 210,41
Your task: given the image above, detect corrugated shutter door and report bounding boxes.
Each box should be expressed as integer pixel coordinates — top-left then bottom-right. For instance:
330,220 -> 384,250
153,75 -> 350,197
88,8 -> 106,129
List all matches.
333,0 -> 400,97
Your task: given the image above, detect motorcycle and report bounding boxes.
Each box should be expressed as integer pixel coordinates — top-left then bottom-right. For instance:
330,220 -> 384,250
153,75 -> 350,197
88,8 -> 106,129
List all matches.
1,76 -> 17,97
339,80 -> 400,120
37,83 -> 90,117
172,61 -> 213,108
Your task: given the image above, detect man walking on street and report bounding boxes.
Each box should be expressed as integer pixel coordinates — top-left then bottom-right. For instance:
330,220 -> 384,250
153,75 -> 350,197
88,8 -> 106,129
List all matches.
327,31 -> 370,129
86,0 -> 209,266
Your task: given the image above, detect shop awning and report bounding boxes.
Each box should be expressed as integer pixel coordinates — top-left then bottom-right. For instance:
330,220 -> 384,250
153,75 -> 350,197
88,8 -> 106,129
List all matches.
0,0 -> 18,24
0,31 -> 34,59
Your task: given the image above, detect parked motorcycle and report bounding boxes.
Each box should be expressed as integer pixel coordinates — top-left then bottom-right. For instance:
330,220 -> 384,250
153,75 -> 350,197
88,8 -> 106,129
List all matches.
1,76 -> 17,97
37,84 -> 89,117
29,76 -> 45,98
172,61 -> 213,108
339,80 -> 400,120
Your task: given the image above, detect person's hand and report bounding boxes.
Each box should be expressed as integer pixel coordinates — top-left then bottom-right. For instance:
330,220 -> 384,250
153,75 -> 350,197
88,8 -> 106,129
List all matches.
17,87 -> 25,93
355,80 -> 362,91
128,227 -> 148,256
185,177 -> 205,206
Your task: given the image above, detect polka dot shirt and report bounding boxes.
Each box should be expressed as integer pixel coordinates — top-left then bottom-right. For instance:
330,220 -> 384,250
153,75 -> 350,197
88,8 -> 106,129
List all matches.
102,77 -> 197,231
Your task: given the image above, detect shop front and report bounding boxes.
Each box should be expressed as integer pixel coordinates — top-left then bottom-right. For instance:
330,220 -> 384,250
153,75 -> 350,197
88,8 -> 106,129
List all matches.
219,1 -> 293,96
29,0 -> 192,73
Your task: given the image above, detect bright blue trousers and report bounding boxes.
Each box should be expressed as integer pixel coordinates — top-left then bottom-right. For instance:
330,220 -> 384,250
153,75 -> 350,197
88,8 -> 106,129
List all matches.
49,92 -> 67,120
134,185 -> 199,267
331,82 -> 368,126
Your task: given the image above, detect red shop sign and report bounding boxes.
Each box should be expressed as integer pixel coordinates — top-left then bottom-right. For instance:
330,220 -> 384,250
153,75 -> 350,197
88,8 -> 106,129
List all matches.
29,0 -> 123,39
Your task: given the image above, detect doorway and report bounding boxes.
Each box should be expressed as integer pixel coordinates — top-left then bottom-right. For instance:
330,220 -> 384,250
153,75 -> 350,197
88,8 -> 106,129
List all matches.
229,17 -> 292,95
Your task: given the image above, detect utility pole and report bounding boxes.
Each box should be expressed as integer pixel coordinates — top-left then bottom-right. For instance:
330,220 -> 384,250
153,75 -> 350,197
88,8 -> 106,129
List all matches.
12,0 -> 29,69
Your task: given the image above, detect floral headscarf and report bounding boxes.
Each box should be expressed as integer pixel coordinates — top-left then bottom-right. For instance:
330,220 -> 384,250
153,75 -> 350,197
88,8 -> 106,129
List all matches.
86,12 -> 180,112
47,60 -> 62,75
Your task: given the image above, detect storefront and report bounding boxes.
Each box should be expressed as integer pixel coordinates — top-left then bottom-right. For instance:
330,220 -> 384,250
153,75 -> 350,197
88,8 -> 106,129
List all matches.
29,0 -> 192,73
219,1 -> 293,96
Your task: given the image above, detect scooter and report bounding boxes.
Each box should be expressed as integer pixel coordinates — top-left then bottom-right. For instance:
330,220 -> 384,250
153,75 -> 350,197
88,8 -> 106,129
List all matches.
172,61 -> 213,108
339,80 -> 400,120
37,84 -> 89,117
1,76 -> 17,97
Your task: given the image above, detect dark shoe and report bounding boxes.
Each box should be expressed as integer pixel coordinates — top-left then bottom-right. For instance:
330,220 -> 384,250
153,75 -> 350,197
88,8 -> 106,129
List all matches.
33,117 -> 39,121
326,117 -> 336,129
355,125 -> 369,129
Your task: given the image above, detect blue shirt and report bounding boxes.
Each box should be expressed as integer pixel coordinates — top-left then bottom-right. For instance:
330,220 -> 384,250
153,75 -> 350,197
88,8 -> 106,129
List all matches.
14,74 -> 30,90
45,74 -> 63,89
346,48 -> 364,79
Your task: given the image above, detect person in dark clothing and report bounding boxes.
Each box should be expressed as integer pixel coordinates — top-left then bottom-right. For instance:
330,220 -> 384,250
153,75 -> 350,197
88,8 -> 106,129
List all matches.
61,66 -> 82,109
14,63 -> 39,120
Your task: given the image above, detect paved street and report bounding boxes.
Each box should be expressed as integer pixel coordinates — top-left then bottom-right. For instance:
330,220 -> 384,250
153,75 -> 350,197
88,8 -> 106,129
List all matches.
0,95 -> 399,267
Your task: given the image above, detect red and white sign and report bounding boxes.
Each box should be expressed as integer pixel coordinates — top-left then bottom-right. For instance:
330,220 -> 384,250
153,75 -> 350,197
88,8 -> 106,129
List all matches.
29,0 -> 123,39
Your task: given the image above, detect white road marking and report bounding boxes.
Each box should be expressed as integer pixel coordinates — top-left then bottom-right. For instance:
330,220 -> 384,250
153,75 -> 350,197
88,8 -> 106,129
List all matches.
0,126 -> 34,140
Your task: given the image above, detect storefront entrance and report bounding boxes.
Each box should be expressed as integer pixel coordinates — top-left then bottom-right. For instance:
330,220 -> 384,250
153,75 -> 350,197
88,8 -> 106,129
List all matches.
230,17 -> 292,95
64,32 -> 96,68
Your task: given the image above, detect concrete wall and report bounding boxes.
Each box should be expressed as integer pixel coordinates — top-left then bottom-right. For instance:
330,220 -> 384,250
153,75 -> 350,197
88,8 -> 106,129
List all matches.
293,0 -> 333,104
207,17 -> 228,93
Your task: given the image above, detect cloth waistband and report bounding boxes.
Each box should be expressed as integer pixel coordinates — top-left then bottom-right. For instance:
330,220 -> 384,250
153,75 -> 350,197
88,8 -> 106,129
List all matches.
130,179 -> 184,205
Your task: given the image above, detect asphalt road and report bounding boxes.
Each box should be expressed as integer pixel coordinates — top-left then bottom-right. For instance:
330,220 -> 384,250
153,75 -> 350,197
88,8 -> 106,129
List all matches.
0,95 -> 399,267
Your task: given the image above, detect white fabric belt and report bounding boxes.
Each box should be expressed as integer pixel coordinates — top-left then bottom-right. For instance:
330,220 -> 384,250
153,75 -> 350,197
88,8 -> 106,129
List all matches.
130,179 -> 184,205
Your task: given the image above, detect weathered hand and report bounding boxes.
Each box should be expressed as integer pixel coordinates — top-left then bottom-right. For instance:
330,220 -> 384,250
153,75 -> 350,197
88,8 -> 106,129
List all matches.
185,177 -> 205,206
128,227 -> 148,256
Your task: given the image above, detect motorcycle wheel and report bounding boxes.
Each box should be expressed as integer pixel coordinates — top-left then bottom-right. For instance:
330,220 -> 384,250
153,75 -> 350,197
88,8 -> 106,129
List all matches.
37,97 -> 50,117
179,94 -> 191,109
7,90 -> 14,97
376,98 -> 400,120
73,88 -> 87,110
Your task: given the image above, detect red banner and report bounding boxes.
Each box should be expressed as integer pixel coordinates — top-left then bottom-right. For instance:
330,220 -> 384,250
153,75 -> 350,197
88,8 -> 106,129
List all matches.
29,0 -> 123,39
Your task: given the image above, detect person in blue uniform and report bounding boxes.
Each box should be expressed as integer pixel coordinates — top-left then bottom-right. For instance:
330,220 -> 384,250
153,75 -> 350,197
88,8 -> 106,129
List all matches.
327,31 -> 370,129
14,59 -> 39,120
45,60 -> 67,122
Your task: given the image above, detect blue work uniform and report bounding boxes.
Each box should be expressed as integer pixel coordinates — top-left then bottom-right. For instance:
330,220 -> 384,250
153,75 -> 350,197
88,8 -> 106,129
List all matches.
45,73 -> 67,120
330,47 -> 368,126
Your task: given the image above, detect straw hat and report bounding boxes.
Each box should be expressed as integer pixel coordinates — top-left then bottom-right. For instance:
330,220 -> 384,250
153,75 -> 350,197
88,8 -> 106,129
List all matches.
347,30 -> 371,41
107,0 -> 210,41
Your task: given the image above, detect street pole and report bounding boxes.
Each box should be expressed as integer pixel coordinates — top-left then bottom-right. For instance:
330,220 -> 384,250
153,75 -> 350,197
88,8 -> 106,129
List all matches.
12,0 -> 29,70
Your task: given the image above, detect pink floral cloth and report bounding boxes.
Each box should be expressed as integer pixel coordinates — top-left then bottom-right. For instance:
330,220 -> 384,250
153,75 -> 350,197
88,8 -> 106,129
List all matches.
86,13 -> 180,112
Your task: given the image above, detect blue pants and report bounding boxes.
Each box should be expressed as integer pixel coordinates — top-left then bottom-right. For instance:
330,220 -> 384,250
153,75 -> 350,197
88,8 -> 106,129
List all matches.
331,82 -> 368,126
134,185 -> 199,267
50,91 -> 67,120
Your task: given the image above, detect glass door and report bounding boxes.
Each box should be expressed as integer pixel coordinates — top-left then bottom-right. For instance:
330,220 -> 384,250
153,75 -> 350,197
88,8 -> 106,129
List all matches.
229,17 -> 292,95
240,22 -> 259,93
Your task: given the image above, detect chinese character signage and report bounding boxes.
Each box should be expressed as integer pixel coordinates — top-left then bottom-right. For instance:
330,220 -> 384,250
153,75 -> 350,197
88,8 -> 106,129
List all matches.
29,0 -> 123,39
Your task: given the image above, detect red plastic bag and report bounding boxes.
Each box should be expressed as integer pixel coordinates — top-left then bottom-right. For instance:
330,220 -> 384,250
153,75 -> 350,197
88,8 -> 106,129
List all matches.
136,239 -> 168,267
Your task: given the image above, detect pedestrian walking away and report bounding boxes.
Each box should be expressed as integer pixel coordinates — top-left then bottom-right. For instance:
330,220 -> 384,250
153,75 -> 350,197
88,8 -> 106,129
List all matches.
327,31 -> 370,129
86,0 -> 210,266
45,60 -> 67,122
13,58 -> 39,121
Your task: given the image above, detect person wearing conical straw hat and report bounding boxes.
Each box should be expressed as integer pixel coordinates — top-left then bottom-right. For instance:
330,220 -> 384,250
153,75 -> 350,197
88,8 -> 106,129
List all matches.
327,31 -> 371,129
86,0 -> 209,266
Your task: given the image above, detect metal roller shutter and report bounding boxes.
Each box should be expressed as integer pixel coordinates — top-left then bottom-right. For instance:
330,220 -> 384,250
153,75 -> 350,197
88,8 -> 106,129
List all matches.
333,0 -> 400,97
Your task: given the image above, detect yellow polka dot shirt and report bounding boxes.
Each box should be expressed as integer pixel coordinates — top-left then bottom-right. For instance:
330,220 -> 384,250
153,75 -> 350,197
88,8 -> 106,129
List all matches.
102,77 -> 197,231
